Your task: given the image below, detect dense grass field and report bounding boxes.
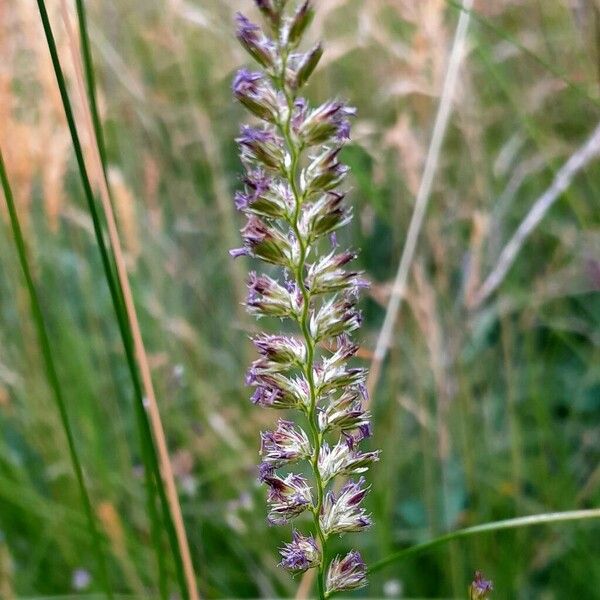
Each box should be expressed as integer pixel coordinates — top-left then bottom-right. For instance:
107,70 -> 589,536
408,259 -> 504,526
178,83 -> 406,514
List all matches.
1,0 -> 599,598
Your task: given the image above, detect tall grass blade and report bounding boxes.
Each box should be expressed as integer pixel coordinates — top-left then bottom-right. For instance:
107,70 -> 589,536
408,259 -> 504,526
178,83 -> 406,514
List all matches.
68,2 -> 199,597
34,1 -> 186,596
0,147 -> 114,599
369,509 -> 600,574
73,0 -> 109,177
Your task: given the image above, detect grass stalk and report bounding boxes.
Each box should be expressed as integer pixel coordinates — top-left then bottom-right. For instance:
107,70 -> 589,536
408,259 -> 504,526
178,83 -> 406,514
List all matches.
34,1 -> 186,596
279,59 -> 328,600
472,120 -> 600,305
73,0 -> 109,179
368,508 -> 600,574
0,147 -> 113,599
62,2 -> 200,598
365,0 -> 473,401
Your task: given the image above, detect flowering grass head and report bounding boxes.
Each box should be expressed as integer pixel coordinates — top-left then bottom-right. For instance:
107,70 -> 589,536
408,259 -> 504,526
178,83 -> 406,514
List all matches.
231,1 -> 378,597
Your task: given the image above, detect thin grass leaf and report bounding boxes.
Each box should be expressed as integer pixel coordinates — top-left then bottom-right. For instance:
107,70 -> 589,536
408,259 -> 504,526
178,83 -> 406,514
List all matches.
369,508 -> 600,574
33,1 -> 186,597
0,147 -> 114,599
74,0 -> 110,180
69,3 -> 199,598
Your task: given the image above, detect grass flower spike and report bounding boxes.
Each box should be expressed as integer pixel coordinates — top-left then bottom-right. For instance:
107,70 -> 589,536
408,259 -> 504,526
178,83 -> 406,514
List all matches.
231,1 -> 379,597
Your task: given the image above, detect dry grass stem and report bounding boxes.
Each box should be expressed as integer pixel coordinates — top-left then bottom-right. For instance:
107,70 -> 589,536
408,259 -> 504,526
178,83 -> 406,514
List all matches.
58,2 -> 200,598
365,0 -> 474,402
472,120 -> 600,307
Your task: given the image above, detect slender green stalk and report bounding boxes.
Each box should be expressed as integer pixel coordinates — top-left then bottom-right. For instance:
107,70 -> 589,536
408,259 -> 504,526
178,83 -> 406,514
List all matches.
71,2 -> 197,594
74,0 -> 110,181
34,2 -> 186,596
368,508 -> 600,574
276,47 -> 327,600
70,1 -> 181,596
288,149 -> 327,599
0,147 -> 113,599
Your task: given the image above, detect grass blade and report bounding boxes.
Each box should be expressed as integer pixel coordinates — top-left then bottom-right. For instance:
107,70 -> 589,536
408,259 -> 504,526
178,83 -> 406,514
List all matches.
369,508 -> 600,574
33,1 -> 185,596
0,147 -> 114,599
67,2 -> 199,597
73,0 -> 109,178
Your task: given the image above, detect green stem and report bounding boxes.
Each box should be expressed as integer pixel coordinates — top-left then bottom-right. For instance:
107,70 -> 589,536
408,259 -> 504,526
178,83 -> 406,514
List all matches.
74,0 -> 110,181
287,117 -> 327,600
72,1 -> 173,595
0,147 -> 114,599
35,2 -> 185,596
276,52 -> 327,600
368,508 -> 600,575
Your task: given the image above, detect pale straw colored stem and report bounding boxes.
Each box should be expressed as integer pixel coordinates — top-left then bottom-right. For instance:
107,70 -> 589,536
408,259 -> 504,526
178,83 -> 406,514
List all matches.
296,4 -> 473,599
295,566 -> 316,600
58,3 -> 199,599
472,120 -> 600,307
366,0 -> 473,403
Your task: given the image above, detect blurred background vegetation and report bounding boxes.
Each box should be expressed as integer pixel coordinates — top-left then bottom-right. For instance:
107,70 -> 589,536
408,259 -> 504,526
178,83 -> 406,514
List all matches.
1,0 -> 599,597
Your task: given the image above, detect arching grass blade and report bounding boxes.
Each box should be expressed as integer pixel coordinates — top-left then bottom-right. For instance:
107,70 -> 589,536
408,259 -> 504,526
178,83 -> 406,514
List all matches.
0,147 -> 114,599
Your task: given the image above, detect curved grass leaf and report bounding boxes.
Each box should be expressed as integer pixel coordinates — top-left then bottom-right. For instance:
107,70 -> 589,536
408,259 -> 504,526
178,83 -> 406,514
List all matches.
369,508 -> 600,574
0,148 -> 113,599
34,1 -> 187,597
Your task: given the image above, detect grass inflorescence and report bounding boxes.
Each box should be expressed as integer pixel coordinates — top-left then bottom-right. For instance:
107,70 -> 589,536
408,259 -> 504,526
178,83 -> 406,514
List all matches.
0,0 -> 599,597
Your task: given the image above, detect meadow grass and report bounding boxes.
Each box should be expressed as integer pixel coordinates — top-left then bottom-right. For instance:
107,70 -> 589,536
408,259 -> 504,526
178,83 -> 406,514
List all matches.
0,0 -> 599,598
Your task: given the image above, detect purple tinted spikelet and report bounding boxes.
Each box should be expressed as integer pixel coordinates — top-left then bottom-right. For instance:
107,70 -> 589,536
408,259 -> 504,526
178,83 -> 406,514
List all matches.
287,0 -> 314,46
279,530 -> 321,572
263,472 -> 312,524
470,571 -> 494,599
294,43 -> 323,88
232,70 -> 279,122
320,477 -> 372,535
261,419 -> 310,466
231,2 -> 378,597
235,13 -> 275,68
254,0 -> 281,30
326,551 -> 367,594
